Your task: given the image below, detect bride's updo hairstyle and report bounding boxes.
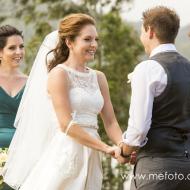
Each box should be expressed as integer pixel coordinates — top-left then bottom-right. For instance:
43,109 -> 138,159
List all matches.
47,13 -> 95,71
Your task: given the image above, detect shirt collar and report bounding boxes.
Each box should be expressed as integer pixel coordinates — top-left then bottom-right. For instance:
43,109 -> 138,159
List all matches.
150,44 -> 177,57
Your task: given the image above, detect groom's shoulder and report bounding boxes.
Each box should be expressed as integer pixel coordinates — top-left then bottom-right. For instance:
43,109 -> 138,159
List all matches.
135,60 -> 157,70
133,60 -> 163,76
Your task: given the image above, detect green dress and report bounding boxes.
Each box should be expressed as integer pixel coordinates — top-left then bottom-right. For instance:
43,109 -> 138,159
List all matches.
0,86 -> 24,147
0,86 -> 24,190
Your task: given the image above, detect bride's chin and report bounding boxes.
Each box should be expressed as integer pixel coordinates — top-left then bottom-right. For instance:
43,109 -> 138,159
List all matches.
86,56 -> 94,62
11,63 -> 21,67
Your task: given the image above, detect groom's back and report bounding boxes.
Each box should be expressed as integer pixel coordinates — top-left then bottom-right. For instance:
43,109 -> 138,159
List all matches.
139,51 -> 190,158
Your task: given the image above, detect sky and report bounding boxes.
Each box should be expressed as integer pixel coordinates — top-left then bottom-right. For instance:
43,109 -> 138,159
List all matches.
121,0 -> 190,27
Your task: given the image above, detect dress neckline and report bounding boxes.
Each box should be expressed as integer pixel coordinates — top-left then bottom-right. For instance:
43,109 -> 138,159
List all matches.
58,64 -> 92,77
0,85 -> 25,99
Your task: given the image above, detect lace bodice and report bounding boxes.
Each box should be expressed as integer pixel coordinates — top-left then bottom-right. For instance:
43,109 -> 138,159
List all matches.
56,64 -> 104,128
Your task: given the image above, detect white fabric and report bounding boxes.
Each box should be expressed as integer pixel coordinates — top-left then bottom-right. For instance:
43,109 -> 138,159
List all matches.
150,43 -> 177,57
19,65 -> 104,190
20,128 -> 103,190
123,44 -> 177,147
3,30 -> 104,190
3,31 -> 59,189
57,64 -> 104,128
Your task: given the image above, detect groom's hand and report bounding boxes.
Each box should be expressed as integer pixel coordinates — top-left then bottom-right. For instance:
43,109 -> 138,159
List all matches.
116,154 -> 131,164
118,142 -> 137,164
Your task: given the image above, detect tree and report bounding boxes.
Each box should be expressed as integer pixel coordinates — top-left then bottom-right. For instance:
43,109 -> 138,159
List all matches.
96,11 -> 143,190
0,0 -> 144,189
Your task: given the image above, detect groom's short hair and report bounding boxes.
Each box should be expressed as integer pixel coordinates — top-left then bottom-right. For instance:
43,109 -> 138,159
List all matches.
142,6 -> 180,43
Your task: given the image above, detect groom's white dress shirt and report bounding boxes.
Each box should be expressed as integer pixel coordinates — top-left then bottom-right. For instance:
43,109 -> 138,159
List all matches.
123,44 -> 177,147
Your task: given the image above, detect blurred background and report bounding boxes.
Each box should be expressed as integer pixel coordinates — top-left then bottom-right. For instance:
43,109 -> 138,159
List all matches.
0,0 -> 189,189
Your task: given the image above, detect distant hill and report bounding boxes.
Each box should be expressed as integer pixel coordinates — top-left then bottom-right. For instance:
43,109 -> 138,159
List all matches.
176,24 -> 190,59
128,21 -> 190,60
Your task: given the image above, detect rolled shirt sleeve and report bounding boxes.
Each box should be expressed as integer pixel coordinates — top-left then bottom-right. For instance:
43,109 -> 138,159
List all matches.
123,60 -> 167,147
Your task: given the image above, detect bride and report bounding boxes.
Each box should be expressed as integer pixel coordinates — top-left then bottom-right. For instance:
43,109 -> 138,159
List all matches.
3,13 -> 124,190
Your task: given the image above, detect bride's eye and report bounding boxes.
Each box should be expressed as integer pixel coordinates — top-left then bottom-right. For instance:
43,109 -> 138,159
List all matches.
84,38 -> 91,42
8,45 -> 16,50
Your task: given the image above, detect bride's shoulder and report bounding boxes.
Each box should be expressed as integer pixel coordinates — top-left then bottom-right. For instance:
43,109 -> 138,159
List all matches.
94,70 -> 108,86
48,65 -> 67,76
48,65 -> 68,85
94,70 -> 105,78
94,70 -> 106,80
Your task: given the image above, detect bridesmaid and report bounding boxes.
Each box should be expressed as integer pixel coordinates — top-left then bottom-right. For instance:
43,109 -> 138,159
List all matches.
0,25 -> 27,189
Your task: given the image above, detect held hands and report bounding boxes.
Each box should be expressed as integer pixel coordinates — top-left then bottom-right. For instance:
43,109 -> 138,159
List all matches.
117,150 -> 137,164
105,145 -> 121,159
118,142 -> 137,164
105,143 -> 137,164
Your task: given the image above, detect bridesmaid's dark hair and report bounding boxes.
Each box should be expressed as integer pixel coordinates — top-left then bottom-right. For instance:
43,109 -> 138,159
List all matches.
0,25 -> 23,64
0,25 -> 23,49
47,13 -> 96,72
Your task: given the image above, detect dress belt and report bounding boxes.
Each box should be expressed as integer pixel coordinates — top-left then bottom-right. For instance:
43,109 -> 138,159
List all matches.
79,124 -> 98,130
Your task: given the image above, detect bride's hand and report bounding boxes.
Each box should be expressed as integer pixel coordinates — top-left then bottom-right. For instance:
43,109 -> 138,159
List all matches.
105,146 -> 121,159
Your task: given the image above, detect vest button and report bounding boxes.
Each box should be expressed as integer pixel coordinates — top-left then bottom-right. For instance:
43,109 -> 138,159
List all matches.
185,150 -> 189,158
182,134 -> 187,140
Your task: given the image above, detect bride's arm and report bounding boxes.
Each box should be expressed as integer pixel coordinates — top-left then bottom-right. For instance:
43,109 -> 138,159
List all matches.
97,71 -> 138,159
47,67 -> 119,156
96,71 -> 123,146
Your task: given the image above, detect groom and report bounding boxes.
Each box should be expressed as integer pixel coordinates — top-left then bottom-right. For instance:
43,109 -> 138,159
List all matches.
119,6 -> 190,190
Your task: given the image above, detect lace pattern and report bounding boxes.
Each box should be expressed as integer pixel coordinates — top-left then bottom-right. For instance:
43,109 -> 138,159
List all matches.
69,72 -> 98,94
56,64 -> 104,128
58,64 -> 99,94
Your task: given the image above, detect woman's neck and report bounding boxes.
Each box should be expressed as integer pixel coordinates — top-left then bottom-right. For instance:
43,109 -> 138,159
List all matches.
64,57 -> 87,72
0,65 -> 20,76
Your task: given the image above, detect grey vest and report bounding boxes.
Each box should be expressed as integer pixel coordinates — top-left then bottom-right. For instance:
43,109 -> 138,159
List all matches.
138,51 -> 190,158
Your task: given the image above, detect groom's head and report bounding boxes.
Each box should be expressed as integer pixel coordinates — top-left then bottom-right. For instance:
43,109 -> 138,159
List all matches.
140,6 -> 180,54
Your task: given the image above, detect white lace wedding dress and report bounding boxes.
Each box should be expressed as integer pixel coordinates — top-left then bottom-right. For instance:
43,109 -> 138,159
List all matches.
20,64 -> 104,190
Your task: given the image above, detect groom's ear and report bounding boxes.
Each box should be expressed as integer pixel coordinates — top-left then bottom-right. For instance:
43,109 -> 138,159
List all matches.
149,27 -> 154,39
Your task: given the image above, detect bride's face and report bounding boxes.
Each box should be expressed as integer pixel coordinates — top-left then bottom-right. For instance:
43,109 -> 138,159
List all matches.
69,24 -> 99,63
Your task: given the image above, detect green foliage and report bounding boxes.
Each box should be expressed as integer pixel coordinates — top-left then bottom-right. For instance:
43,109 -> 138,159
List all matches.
96,11 -> 143,190
24,22 -> 52,73
97,11 -> 143,138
